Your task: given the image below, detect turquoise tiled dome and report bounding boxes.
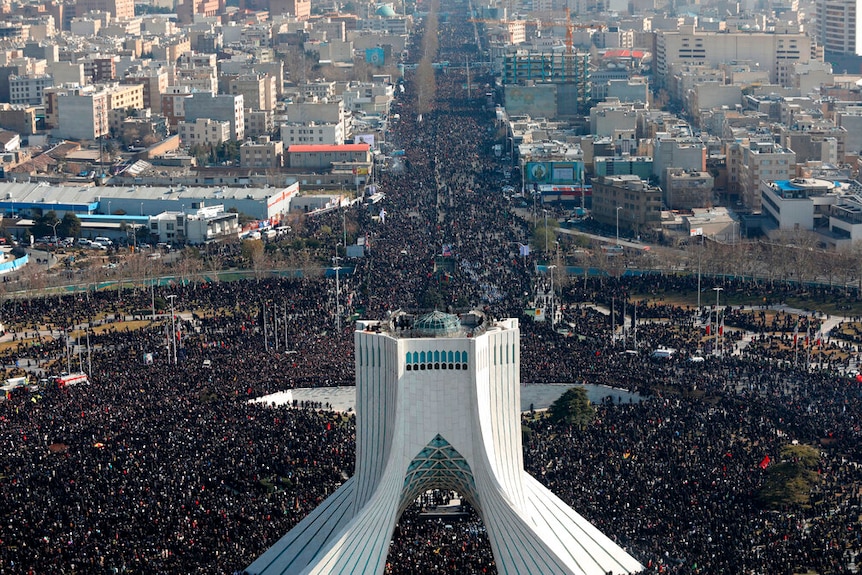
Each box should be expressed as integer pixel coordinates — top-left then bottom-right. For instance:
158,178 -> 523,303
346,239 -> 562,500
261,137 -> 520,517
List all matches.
375,4 -> 396,16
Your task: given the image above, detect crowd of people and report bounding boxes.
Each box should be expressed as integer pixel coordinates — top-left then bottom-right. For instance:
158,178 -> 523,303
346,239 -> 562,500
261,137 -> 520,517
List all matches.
2,1 -> 862,573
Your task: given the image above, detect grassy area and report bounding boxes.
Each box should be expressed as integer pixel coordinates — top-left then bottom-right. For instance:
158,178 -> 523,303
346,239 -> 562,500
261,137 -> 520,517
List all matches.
631,287 -> 862,316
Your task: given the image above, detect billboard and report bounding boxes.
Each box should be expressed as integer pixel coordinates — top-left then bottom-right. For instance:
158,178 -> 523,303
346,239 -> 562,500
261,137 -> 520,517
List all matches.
354,134 -> 375,148
525,161 -> 585,184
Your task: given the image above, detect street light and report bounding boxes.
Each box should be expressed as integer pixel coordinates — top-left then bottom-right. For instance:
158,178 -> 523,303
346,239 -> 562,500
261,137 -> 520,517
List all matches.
333,245 -> 342,332
167,294 -> 177,365
547,264 -> 556,327
713,286 -> 723,356
48,219 -> 60,267
616,206 -> 623,246
543,209 -> 548,253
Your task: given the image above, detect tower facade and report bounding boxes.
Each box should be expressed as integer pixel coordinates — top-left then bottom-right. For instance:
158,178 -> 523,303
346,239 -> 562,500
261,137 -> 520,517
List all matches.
247,311 -> 643,575
817,0 -> 861,56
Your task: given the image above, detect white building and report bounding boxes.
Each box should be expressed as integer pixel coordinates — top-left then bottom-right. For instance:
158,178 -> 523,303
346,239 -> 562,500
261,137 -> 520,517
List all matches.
177,117 -> 231,147
247,312 -> 643,575
760,177 -> 841,232
655,25 -> 812,87
280,121 -> 344,145
148,204 -> 240,244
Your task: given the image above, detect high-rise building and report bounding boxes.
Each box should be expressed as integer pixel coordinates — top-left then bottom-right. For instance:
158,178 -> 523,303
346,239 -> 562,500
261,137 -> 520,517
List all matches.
75,0 -> 134,20
247,312 -> 643,575
655,25 -> 812,87
729,140 -> 797,211
817,0 -> 861,56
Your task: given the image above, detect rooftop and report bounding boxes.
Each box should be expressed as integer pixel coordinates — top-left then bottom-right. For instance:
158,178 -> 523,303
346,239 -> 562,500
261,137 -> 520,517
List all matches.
358,309 -> 490,338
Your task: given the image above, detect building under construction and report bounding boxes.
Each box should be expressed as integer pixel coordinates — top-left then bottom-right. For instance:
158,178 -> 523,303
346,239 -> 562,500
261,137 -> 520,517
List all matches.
501,50 -> 591,116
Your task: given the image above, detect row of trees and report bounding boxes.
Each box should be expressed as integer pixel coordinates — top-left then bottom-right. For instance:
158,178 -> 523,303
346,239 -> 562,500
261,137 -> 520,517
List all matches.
31,211 -> 81,239
537,222 -> 862,292
414,0 -> 439,114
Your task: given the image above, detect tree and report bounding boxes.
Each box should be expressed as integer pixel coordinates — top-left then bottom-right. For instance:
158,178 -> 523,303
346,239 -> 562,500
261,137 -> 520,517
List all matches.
33,210 -> 60,238
548,387 -> 595,428
756,444 -> 820,509
415,59 -> 436,115
59,212 -> 81,238
531,217 -> 558,255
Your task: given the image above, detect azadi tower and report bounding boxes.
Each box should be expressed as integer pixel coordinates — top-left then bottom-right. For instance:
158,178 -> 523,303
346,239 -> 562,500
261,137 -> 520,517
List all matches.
247,311 -> 643,575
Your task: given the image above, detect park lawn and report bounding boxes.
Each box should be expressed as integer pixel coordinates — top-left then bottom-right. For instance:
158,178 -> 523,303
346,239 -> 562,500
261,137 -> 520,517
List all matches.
67,320 -> 154,338
631,288 -> 862,317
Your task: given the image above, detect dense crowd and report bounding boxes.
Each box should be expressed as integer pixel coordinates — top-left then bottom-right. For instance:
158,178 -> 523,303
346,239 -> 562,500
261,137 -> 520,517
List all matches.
2,2 -> 862,574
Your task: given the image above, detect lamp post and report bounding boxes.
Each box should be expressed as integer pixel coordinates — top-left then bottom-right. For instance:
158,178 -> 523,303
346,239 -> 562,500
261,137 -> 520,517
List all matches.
333,245 -> 342,332
108,201 -> 111,216
543,209 -> 548,254
713,286 -> 723,356
166,294 -> 177,365
49,220 -> 60,266
616,206 -> 623,246
547,264 -> 556,327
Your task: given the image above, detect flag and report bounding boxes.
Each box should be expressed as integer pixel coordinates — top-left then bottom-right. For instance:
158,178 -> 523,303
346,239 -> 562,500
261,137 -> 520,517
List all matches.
441,244 -> 452,257
815,330 -> 822,346
759,455 -> 771,469
379,208 -> 386,224
704,315 -> 711,336
519,243 -> 530,257
718,314 -> 724,336
805,324 -> 810,347
793,322 -> 799,347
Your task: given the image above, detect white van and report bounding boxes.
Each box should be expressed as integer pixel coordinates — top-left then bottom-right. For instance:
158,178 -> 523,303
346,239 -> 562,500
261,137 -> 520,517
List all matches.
650,348 -> 676,360
94,236 -> 113,246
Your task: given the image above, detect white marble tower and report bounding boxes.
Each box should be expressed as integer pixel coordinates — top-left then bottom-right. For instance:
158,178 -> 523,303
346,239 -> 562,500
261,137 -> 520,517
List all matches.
246,311 -> 643,575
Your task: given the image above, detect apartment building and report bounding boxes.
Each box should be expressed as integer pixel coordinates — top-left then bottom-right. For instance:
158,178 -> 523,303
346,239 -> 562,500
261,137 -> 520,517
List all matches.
8,74 -> 52,105
177,117 -> 231,147
183,92 -> 244,141
240,136 -> 284,169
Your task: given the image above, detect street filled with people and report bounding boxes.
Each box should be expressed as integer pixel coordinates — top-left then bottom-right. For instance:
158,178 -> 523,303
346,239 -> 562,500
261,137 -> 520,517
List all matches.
2,1 -> 862,573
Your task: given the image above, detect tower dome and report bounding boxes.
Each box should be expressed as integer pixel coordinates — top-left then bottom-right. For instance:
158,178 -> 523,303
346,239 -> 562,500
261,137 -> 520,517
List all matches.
412,310 -> 461,337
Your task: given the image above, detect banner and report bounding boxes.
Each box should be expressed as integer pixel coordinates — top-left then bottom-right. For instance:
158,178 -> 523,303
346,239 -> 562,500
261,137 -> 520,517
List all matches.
354,134 -> 375,148
525,161 -> 584,184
